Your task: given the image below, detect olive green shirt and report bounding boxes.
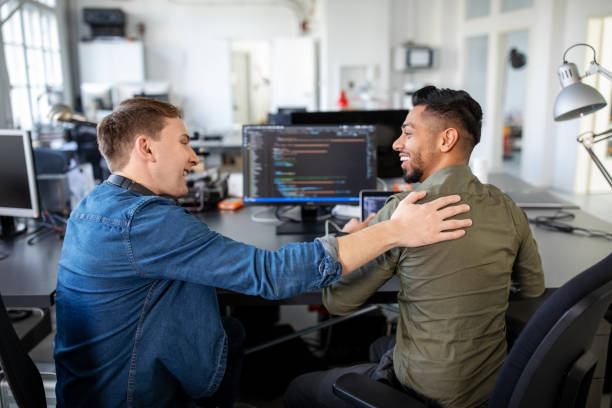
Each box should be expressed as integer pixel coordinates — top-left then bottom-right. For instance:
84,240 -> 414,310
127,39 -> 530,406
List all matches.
322,165 -> 545,408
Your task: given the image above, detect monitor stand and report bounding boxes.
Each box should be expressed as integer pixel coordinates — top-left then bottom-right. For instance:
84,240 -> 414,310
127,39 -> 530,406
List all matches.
276,206 -> 327,236
0,216 -> 27,239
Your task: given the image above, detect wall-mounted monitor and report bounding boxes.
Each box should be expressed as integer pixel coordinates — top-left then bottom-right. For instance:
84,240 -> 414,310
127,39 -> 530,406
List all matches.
393,45 -> 434,71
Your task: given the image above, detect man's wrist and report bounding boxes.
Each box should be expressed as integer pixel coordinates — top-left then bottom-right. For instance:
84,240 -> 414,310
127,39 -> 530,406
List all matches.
371,220 -> 399,251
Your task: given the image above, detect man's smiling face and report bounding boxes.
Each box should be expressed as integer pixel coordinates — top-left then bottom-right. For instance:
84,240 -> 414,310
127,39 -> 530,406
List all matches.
149,117 -> 199,198
392,105 -> 440,183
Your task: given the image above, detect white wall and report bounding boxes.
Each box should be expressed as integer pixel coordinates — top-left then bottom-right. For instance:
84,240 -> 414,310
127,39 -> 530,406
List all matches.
64,0 -> 612,190
68,0 -> 300,132
389,0 -> 461,94
552,0 -> 612,193
320,0 -> 391,110
399,0 -> 612,191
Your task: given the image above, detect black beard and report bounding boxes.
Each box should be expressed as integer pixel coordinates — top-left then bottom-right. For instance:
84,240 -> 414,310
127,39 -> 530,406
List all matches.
403,168 -> 423,184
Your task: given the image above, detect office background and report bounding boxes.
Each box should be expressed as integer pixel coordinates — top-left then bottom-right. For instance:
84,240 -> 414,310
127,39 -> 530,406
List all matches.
1,0 -> 611,197
1,1 -> 612,407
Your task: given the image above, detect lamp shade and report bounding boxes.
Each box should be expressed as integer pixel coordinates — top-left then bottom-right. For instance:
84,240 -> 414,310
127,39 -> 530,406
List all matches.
48,104 -> 90,123
553,62 -> 607,121
553,83 -> 607,121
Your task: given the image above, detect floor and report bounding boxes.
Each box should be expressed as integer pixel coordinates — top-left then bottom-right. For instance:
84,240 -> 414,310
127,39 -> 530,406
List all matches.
10,168 -> 612,407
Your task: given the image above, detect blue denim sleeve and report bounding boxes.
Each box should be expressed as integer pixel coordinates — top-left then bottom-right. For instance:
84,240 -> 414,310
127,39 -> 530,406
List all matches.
127,199 -> 342,299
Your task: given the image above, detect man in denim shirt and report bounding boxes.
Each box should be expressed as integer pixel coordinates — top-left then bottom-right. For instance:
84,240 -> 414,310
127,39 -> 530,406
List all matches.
54,98 -> 472,407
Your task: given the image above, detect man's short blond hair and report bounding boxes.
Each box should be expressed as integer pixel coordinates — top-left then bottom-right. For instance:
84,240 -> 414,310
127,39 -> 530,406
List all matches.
97,98 -> 182,171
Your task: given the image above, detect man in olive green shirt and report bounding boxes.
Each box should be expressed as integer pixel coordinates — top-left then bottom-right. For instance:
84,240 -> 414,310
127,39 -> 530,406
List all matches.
285,86 -> 544,408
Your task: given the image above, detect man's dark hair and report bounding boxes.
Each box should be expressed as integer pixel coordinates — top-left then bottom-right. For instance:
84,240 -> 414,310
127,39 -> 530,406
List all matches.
97,97 -> 182,171
412,86 -> 483,147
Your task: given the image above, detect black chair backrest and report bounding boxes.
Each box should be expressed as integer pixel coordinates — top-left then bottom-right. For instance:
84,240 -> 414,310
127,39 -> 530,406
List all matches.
0,293 -> 47,408
489,252 -> 612,408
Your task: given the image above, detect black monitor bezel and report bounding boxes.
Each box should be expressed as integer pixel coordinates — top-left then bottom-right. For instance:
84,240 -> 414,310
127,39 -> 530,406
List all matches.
242,124 -> 378,207
289,109 -> 408,179
0,129 -> 40,219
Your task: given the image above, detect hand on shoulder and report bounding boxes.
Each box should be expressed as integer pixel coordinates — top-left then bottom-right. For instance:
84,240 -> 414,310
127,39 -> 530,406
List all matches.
388,191 -> 472,247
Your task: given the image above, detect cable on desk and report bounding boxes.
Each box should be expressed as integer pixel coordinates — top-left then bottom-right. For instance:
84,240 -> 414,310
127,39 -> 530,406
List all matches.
250,208 -> 281,223
376,177 -> 388,191
26,210 -> 68,245
26,227 -> 56,245
324,219 -> 343,236
274,206 -> 300,223
0,251 -> 8,261
529,211 -> 612,240
8,309 -> 33,322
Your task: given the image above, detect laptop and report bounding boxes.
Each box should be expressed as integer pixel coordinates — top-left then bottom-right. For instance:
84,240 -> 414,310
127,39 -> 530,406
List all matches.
504,190 -> 580,210
359,190 -> 396,221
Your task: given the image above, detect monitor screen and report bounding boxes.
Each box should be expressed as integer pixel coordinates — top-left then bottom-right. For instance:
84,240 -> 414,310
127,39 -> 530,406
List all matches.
289,110 -> 408,178
0,129 -> 40,218
242,125 -> 377,205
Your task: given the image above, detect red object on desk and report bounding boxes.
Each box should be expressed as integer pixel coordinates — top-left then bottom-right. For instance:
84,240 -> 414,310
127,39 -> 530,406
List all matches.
218,198 -> 243,211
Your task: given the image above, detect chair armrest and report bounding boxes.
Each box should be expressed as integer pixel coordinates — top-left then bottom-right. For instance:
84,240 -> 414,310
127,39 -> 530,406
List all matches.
332,373 -> 426,408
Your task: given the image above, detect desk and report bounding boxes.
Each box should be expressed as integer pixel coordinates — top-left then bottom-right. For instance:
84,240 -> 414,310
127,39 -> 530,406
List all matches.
525,209 -> 612,288
199,205 -> 612,305
0,228 -> 61,350
0,200 -> 610,308
0,230 -> 61,308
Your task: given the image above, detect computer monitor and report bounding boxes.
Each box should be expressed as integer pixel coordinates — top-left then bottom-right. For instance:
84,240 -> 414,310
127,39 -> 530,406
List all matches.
0,129 -> 40,238
242,125 -> 377,234
289,110 -> 408,178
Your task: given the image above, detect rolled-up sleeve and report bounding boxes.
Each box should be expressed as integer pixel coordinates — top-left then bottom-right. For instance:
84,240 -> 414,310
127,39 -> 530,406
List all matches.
322,200 -> 400,315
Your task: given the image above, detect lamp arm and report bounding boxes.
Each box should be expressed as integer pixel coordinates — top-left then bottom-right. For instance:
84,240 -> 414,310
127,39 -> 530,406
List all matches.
592,128 -> 612,144
584,61 -> 612,82
577,129 -> 612,189
577,129 -> 612,147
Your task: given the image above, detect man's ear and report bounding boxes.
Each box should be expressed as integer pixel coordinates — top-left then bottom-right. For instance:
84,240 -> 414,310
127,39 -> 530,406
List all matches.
134,135 -> 157,163
439,128 -> 459,153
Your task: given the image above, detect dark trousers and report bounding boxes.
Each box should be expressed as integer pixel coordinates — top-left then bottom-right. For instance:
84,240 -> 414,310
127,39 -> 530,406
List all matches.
284,335 -> 422,408
196,316 -> 245,408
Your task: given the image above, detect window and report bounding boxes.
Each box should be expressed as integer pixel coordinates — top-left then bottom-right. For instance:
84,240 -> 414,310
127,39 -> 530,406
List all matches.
1,0 -> 63,131
464,35 -> 489,116
466,0 -> 490,20
501,0 -> 533,13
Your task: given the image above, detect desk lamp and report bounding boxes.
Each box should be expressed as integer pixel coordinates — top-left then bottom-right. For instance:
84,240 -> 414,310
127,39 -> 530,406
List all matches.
48,104 -> 91,124
553,43 -> 612,188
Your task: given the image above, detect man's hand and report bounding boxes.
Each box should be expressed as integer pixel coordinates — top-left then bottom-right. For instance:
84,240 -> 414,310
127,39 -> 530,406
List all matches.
389,191 -> 471,247
342,214 -> 376,234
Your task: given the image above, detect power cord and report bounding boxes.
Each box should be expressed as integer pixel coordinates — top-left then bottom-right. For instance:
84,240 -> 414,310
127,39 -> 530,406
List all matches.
249,208 -> 280,223
324,219 -> 343,236
27,210 -> 67,245
529,211 -> 612,240
376,177 -> 388,191
275,206 -> 300,223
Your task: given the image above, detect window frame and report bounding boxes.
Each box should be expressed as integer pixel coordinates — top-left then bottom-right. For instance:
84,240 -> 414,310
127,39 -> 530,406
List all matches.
1,0 -> 66,132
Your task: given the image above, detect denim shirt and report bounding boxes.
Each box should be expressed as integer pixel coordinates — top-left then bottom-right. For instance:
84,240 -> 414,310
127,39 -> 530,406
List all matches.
54,181 -> 342,407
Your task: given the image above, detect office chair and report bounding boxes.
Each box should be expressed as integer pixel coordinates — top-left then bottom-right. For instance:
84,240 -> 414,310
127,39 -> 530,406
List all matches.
0,293 -> 47,408
333,252 -> 612,408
